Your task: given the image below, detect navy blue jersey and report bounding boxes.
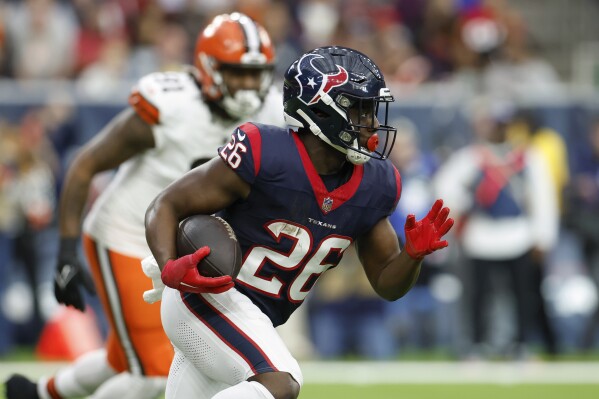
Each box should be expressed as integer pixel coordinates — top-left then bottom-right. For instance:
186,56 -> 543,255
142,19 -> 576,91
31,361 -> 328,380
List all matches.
216,122 -> 401,326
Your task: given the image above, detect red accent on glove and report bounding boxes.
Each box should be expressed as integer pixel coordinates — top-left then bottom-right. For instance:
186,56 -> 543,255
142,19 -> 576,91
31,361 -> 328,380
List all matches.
161,247 -> 234,294
404,199 -> 454,260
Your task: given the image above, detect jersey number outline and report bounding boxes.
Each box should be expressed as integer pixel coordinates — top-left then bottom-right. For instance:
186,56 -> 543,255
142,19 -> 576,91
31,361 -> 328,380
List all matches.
219,135 -> 248,169
236,221 -> 352,302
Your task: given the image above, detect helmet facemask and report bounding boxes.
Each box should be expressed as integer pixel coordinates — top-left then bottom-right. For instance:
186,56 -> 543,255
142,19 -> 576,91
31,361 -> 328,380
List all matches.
285,87 -> 397,165
208,62 -> 274,120
334,90 -> 397,165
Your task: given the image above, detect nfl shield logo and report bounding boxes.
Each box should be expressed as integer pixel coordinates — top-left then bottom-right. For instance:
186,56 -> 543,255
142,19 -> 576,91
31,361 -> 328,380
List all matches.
322,197 -> 333,213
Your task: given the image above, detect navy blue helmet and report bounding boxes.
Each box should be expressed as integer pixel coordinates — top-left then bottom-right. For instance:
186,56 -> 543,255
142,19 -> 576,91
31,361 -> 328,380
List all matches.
283,46 -> 396,164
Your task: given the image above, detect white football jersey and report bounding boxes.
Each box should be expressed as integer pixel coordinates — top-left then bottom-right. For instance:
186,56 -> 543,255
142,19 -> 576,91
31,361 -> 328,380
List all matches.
83,71 -> 285,257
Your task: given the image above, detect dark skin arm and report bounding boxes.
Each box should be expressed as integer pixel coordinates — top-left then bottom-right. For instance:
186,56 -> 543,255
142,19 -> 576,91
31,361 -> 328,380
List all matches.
59,108 -> 155,238
356,218 -> 422,301
145,157 -> 250,268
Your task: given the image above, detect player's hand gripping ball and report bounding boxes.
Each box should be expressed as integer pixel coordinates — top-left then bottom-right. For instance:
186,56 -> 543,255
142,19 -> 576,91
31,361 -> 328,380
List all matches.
161,215 -> 242,294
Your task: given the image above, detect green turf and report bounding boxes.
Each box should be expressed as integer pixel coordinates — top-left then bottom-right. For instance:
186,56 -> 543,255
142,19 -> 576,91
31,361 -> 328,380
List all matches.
299,384 -> 599,399
3,352 -> 599,399
1,384 -> 597,399
2,378 -> 598,399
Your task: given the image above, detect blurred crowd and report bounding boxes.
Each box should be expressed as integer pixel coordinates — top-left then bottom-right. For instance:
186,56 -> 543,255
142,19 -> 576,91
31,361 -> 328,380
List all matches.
1,0 -> 599,362
0,0 -> 562,95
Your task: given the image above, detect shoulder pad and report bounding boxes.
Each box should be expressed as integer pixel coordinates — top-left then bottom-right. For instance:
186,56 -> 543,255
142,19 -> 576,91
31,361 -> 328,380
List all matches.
128,71 -> 198,125
129,89 -> 159,125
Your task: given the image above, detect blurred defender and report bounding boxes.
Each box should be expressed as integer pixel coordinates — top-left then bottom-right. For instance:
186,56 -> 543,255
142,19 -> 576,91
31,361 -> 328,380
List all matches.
5,13 -> 283,399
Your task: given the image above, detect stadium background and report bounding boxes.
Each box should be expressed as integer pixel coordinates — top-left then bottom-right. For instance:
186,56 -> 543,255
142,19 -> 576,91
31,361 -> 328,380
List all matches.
1,0 -> 599,397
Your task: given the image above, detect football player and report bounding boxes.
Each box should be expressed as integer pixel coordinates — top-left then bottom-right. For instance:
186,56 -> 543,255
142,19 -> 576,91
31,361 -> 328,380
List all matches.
5,12 -> 282,399
144,46 -> 454,399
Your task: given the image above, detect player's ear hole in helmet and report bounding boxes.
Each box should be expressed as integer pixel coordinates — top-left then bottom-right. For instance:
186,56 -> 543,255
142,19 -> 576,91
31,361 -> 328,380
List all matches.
194,12 -> 275,119
283,46 -> 397,165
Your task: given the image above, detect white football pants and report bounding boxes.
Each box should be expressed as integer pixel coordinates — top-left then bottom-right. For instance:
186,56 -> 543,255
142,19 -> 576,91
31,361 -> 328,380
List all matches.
160,287 -> 303,398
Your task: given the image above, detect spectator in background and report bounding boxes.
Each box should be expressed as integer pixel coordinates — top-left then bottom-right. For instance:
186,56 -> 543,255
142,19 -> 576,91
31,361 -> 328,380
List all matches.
481,5 -> 564,102
0,7 -> 6,75
507,108 -> 567,355
434,98 -> 558,358
77,18 -> 190,98
151,22 -> 189,72
76,36 -> 132,99
372,8 -> 431,88
0,117 -> 57,351
565,116 -> 599,350
71,0 -> 127,76
0,124 -> 21,356
128,21 -> 190,78
409,0 -> 457,80
297,0 -> 340,50
427,0 -> 563,103
260,0 -> 303,80
508,109 -> 569,211
4,0 -> 76,79
17,110 -> 60,179
188,0 -> 236,17
236,0 -> 272,25
388,119 -> 439,225
445,3 -> 507,88
386,118 -> 457,353
308,244 -> 397,360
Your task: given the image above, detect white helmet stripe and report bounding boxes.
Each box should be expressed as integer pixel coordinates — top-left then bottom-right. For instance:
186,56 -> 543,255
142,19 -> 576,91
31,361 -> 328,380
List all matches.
236,14 -> 261,54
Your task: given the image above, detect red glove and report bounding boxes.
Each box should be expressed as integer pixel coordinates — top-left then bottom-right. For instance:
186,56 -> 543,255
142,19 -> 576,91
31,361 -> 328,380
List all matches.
404,199 -> 454,260
161,247 -> 234,294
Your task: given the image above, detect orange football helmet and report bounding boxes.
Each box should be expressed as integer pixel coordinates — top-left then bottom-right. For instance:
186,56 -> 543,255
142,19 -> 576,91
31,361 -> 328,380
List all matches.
194,13 -> 275,118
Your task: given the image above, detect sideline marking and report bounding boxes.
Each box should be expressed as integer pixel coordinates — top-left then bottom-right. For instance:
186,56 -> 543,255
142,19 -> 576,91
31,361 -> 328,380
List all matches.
1,361 -> 599,385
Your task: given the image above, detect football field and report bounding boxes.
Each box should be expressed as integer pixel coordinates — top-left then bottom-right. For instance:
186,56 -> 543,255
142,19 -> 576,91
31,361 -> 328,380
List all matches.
1,361 -> 598,399
299,384 -> 599,399
300,361 -> 599,398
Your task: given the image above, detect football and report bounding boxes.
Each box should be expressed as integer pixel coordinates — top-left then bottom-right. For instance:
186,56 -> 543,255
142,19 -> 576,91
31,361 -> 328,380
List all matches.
176,214 -> 242,279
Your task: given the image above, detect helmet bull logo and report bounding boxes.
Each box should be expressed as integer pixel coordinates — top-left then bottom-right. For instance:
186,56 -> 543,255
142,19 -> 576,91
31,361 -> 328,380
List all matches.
294,53 -> 348,105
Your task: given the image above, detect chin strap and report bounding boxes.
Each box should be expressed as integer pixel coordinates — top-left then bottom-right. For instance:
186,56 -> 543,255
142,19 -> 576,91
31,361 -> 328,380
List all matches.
345,142 -> 370,165
295,109 -> 370,165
